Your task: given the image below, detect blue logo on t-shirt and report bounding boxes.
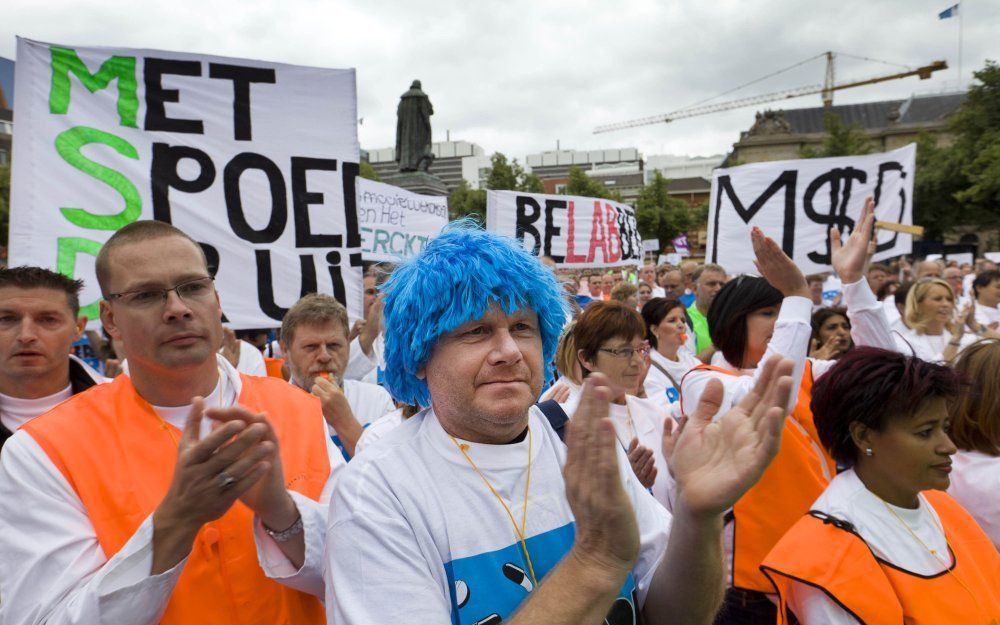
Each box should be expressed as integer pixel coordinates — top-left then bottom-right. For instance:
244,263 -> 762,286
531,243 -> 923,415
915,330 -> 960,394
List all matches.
664,387 -> 680,404
443,523 -> 639,625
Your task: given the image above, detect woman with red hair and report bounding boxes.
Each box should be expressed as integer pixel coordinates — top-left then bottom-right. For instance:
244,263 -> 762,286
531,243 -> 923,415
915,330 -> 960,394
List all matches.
762,347 -> 1000,624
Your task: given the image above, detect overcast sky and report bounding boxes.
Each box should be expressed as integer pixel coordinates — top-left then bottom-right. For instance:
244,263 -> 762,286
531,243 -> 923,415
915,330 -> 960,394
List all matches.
4,0 -> 998,161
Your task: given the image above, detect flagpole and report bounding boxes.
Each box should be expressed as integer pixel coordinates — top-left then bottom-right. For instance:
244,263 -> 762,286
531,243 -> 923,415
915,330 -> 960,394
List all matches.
958,2 -> 963,88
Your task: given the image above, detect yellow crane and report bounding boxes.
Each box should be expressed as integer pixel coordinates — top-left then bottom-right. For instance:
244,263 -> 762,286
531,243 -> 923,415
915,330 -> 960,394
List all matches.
593,52 -> 948,134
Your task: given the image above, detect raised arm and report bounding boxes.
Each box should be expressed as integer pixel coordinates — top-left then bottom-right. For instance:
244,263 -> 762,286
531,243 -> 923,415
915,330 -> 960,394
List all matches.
830,198 -> 897,354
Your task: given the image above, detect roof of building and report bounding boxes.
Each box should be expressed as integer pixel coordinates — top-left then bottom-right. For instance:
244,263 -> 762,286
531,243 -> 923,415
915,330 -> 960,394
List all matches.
665,177 -> 711,193
775,92 -> 966,134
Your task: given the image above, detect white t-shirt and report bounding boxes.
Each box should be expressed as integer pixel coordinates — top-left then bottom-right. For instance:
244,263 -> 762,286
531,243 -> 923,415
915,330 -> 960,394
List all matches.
644,348 -> 700,419
560,389 -> 673,510
892,326 -> 979,363
948,450 -> 1000,548
354,407 -> 406,455
324,407 -> 671,625
975,302 -> 1000,330
343,335 -> 384,382
236,340 -> 267,376
0,385 -> 73,433
783,470 -> 949,625
342,379 -> 395,429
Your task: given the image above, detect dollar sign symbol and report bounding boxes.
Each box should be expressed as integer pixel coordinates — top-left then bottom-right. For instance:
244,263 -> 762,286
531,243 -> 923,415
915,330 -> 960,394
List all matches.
803,167 -> 867,265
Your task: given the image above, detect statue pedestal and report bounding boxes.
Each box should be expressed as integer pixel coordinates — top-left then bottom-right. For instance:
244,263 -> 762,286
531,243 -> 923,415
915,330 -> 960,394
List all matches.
381,171 -> 449,197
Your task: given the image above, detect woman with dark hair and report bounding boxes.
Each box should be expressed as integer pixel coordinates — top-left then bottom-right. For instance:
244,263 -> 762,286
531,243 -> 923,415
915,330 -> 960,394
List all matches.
762,347 -> 1000,624
948,338 -> 1000,547
558,300 -> 672,507
679,201 -> 899,624
641,297 -> 700,417
809,306 -> 852,360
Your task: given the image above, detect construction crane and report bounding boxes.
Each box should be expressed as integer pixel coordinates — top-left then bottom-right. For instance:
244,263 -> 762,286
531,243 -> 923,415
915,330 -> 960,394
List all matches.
593,52 -> 948,134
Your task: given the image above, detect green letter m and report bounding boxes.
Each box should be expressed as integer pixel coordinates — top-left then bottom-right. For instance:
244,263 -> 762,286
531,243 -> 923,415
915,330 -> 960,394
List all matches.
49,47 -> 138,128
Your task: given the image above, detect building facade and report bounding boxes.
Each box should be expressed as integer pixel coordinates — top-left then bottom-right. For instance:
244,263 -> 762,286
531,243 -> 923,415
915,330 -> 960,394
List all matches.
730,92 -> 966,164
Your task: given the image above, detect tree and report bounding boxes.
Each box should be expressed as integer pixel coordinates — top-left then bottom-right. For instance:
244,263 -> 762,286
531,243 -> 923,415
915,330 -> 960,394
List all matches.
564,166 -> 622,201
485,153 -> 520,191
634,170 -> 699,244
447,178 -> 486,221
359,160 -> 381,182
912,132 -> 966,239
520,172 -> 545,193
0,164 -> 9,250
484,152 -> 542,192
949,61 -> 1000,227
913,60 -> 1000,238
449,152 -> 544,221
800,112 -> 872,158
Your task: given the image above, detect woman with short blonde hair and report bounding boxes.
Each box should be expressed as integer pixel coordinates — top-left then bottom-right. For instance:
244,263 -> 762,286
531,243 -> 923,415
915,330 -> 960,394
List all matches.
894,278 -> 980,362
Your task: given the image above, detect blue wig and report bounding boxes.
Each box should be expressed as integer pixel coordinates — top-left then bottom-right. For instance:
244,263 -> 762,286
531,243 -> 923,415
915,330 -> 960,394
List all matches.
381,220 -> 568,407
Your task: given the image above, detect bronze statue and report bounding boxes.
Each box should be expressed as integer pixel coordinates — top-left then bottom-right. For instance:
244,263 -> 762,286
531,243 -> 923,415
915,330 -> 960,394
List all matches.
395,80 -> 434,172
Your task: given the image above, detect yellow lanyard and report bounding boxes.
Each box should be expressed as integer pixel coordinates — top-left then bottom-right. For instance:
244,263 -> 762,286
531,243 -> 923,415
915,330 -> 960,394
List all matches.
449,426 -> 538,588
879,496 -> 987,619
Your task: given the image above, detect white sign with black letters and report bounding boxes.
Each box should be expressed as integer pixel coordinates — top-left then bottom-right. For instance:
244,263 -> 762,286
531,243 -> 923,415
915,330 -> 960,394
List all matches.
707,144 -> 916,275
9,38 -> 362,328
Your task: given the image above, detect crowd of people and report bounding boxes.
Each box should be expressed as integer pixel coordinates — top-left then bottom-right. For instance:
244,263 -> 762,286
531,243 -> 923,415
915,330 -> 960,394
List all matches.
0,209 -> 998,624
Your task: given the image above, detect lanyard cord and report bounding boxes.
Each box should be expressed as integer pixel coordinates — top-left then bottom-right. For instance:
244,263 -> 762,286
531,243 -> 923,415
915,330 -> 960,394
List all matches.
878,495 -> 986,618
449,426 -> 538,588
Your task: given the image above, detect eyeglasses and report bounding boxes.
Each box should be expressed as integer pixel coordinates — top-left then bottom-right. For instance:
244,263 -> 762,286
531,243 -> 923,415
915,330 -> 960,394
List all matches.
598,343 -> 651,360
106,277 -> 216,309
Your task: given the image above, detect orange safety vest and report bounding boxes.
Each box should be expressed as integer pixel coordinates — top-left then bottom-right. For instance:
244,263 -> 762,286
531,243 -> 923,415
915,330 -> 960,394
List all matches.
22,373 -> 330,625
680,360 -> 836,592
264,356 -> 286,379
761,490 -> 1000,624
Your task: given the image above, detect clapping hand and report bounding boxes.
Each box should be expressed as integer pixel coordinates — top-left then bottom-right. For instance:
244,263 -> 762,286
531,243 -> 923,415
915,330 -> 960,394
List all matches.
665,355 -> 795,519
626,438 -> 658,489
564,374 -> 640,577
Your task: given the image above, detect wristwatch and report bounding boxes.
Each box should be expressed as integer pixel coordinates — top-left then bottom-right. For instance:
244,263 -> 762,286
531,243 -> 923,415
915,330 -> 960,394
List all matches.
263,514 -> 304,542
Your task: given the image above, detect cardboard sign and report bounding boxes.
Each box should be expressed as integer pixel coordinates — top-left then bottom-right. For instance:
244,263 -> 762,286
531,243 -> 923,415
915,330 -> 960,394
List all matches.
485,190 -> 642,268
707,144 -> 915,275
355,178 -> 447,262
9,38 -> 362,327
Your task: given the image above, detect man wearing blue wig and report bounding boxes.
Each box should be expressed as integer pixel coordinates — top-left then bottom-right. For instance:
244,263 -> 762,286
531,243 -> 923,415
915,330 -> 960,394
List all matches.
324,222 -> 796,625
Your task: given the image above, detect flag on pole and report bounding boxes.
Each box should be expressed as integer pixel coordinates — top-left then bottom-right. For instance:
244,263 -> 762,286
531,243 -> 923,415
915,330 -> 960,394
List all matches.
938,3 -> 959,19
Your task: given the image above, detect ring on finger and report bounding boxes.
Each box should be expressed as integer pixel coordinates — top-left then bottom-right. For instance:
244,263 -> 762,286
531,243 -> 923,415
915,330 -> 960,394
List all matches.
217,472 -> 238,490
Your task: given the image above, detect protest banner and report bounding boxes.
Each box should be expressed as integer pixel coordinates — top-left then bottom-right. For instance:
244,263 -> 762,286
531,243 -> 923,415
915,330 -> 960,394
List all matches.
672,234 -> 690,257
356,178 -> 447,262
707,144 -> 916,275
485,190 -> 642,269
8,38 -> 362,328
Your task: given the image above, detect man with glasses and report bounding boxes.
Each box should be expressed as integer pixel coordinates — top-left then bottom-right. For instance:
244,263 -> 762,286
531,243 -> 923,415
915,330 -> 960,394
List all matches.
0,220 -> 341,625
0,267 -> 105,450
